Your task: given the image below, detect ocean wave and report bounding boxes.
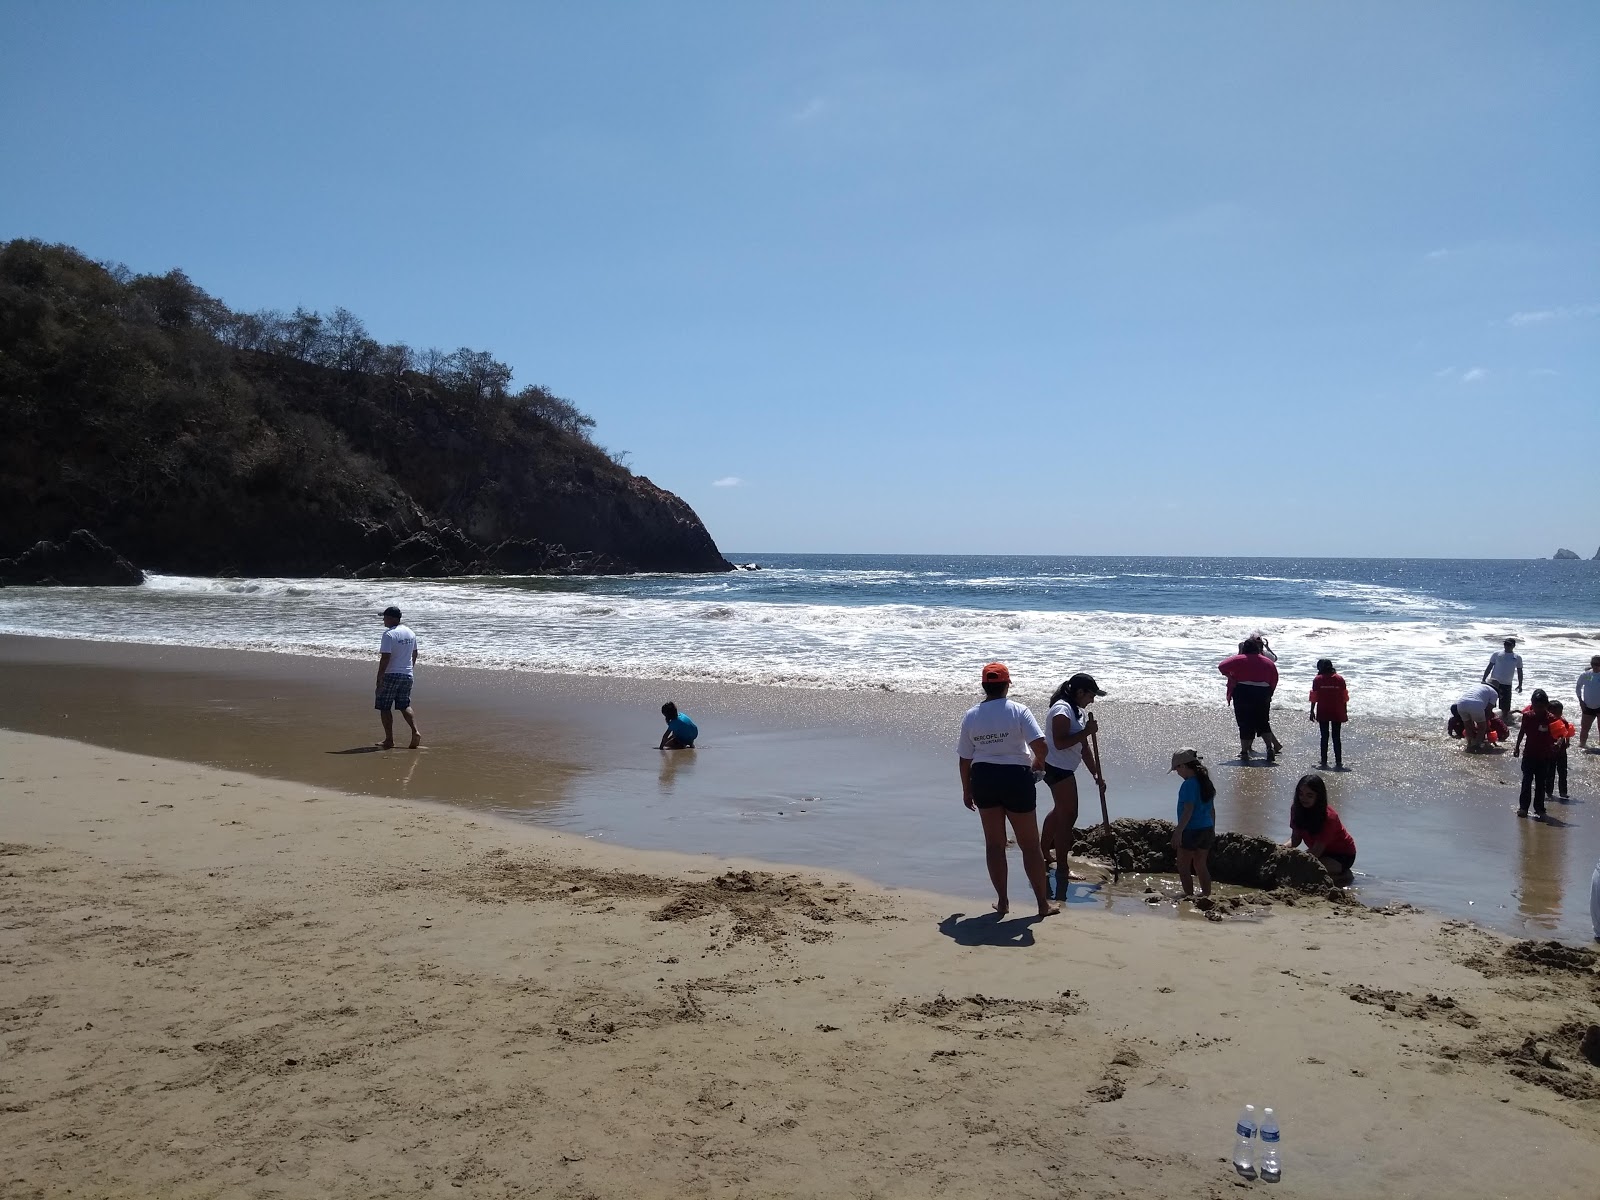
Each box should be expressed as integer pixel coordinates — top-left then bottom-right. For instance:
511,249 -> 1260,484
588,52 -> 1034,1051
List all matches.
4,570 -> 1592,720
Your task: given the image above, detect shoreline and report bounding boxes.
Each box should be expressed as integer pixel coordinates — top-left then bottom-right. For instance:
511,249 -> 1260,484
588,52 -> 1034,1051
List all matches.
3,728 -> 1598,1197
1,633 -> 1597,943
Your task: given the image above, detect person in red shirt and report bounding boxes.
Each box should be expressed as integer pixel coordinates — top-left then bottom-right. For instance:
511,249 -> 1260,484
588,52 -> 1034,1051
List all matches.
1286,774 -> 1356,884
1512,689 -> 1558,818
1307,658 -> 1349,770
1218,637 -> 1280,763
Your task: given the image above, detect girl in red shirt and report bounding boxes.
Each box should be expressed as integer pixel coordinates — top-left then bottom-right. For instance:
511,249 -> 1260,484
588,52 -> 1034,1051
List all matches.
1307,658 -> 1349,770
1286,774 -> 1357,884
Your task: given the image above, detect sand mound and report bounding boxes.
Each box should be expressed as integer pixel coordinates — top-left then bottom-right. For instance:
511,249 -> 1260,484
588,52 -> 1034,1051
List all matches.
410,853 -> 884,946
1464,938 -> 1600,980
1073,819 -> 1333,892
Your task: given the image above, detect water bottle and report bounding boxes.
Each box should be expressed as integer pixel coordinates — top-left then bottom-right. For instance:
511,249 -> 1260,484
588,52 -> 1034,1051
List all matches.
1231,1104 -> 1257,1178
1259,1107 -> 1281,1182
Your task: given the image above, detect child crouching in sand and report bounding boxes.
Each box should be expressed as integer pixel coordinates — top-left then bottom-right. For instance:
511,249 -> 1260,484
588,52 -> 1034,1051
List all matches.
1286,774 -> 1357,885
1169,748 -> 1216,900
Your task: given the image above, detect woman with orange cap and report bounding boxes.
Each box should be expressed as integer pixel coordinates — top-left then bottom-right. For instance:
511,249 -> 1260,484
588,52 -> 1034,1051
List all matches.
957,662 -> 1057,917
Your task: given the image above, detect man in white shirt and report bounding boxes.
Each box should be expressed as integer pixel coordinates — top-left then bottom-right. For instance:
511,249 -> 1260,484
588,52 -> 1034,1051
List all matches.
1481,637 -> 1523,724
1454,682 -> 1500,752
1577,655 -> 1600,750
957,662 -> 1056,918
375,605 -> 421,749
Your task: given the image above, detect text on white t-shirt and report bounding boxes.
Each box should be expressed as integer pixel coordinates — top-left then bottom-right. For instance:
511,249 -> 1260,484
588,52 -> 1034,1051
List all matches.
380,625 -> 418,677
957,698 -> 1044,767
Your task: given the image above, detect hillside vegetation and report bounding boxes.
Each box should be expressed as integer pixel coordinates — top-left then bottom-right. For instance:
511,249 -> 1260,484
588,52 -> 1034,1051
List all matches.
0,240 -> 729,577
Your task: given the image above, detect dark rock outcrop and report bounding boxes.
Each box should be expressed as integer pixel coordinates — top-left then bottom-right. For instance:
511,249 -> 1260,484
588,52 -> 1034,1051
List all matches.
0,530 -> 144,587
1554,548 -> 1580,560
0,240 -> 732,581
1073,818 -> 1334,892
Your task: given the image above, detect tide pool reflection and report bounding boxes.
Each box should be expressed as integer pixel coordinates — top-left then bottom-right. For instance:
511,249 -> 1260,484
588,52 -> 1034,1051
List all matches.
1515,820 -> 1566,933
657,748 -> 697,793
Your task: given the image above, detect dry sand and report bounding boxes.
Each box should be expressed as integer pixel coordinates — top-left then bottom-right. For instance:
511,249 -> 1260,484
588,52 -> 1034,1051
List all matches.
3,729 -> 1599,1199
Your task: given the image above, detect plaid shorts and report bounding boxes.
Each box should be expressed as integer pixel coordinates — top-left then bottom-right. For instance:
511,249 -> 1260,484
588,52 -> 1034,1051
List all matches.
374,673 -> 414,711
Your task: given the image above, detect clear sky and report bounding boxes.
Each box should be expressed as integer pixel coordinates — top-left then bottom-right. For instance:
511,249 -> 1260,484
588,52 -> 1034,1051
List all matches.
3,2 -> 1596,558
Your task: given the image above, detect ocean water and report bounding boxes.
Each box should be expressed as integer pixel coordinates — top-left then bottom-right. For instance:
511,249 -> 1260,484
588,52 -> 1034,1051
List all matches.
1,554 -> 1596,718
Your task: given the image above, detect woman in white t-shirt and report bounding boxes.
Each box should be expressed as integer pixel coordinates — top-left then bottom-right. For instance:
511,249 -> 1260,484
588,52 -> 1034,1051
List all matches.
957,662 -> 1056,918
1040,673 -> 1106,900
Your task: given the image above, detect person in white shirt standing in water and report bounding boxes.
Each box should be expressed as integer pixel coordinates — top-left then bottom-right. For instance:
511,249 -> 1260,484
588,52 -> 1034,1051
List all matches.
375,605 -> 422,750
1577,655 -> 1600,751
1040,672 -> 1107,901
1482,637 -> 1523,725
957,663 -> 1058,918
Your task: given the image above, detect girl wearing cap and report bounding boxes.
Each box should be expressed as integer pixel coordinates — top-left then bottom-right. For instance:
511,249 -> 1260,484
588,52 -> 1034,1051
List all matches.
1169,749 -> 1216,900
1040,673 -> 1106,900
957,663 -> 1058,918
1286,774 -> 1356,884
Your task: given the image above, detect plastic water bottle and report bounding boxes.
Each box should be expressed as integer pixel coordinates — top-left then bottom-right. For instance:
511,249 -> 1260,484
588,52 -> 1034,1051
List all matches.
1259,1108 -> 1281,1182
1232,1104 -> 1257,1178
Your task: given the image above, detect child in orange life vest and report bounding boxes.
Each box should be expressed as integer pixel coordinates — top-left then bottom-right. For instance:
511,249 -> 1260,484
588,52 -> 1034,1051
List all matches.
1546,700 -> 1574,800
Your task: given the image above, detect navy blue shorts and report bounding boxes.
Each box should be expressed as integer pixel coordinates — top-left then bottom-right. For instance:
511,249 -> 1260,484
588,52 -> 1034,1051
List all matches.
375,673 -> 414,711
1180,827 -> 1215,851
970,763 -> 1037,813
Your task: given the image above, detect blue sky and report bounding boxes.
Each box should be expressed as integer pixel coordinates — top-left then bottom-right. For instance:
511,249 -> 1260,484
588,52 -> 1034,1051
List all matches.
3,1 -> 1596,558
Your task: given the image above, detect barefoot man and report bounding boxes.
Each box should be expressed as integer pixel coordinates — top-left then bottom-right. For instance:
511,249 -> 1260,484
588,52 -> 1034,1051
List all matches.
375,605 -> 421,749
958,662 -> 1058,918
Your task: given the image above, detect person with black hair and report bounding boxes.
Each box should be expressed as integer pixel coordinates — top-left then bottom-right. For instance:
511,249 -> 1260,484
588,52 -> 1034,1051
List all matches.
1219,637 -> 1280,762
1286,774 -> 1357,884
1040,672 -> 1106,899
1308,658 -> 1350,770
658,702 -> 698,749
1168,748 -> 1216,900
1513,689 -> 1558,818
957,663 -> 1057,918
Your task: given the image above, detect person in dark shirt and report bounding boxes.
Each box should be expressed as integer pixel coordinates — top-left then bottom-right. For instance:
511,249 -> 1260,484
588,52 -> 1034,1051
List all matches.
1513,689 -> 1558,818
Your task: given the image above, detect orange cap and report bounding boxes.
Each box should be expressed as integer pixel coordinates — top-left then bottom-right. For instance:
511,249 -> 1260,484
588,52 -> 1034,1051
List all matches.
982,662 -> 1010,684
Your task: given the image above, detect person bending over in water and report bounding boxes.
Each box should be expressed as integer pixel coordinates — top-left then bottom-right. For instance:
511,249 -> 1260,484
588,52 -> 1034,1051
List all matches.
957,663 -> 1058,918
658,702 -> 698,749
1169,749 -> 1216,901
1453,682 -> 1500,752
1286,774 -> 1357,885
1040,673 -> 1106,899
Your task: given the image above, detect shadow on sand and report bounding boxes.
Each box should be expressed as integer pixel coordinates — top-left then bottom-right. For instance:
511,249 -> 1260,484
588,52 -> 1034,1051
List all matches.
936,911 -> 1046,948
328,745 -> 385,755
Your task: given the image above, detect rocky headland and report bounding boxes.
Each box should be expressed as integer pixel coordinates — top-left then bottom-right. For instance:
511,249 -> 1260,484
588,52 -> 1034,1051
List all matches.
0,240 -> 730,584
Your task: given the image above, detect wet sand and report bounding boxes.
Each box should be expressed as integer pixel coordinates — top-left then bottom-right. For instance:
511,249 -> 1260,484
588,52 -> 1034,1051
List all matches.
3,729 -> 1599,1198
1,634 -> 1597,941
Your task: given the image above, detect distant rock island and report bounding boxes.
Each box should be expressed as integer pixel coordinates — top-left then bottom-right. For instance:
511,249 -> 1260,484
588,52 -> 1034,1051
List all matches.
0,241 -> 731,584
1554,548 -> 1581,560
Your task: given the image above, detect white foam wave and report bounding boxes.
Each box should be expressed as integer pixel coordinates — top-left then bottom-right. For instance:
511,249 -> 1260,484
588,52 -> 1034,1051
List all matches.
1,573 -> 1592,719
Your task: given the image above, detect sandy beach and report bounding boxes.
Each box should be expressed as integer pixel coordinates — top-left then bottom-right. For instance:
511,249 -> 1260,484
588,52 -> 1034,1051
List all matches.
3,727 -> 1599,1198
2,636 -> 1597,943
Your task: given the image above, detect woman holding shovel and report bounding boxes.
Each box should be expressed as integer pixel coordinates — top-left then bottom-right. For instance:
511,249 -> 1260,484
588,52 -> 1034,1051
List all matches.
1041,672 -> 1108,900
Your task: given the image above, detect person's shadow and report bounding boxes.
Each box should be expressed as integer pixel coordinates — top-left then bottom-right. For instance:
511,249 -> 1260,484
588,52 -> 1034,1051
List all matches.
328,745 -> 384,754
937,911 -> 1042,947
